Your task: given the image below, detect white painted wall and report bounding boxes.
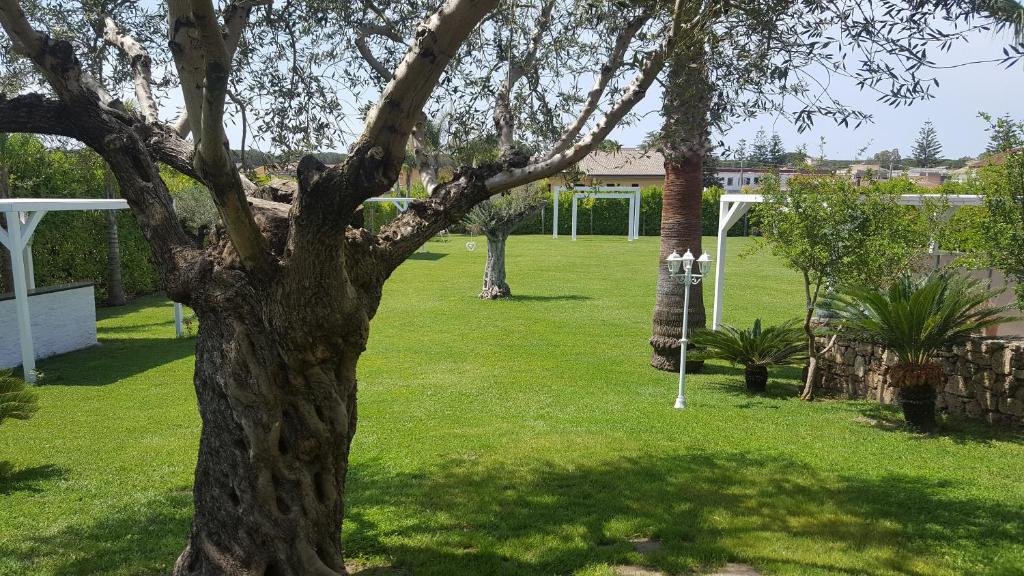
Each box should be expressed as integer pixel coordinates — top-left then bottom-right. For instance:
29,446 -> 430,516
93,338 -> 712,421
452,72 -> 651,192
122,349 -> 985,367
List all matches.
0,284 -> 98,369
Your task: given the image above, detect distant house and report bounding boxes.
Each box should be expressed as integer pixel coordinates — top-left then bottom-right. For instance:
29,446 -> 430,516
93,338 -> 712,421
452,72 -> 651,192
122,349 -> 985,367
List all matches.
553,147 -> 666,188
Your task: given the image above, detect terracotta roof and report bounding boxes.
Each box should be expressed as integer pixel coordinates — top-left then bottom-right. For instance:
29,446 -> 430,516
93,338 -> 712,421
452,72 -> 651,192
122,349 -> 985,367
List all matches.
576,148 -> 665,177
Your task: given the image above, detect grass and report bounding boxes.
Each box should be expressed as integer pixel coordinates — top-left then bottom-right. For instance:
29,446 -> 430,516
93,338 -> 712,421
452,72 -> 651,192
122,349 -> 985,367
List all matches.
1,235 -> 1023,576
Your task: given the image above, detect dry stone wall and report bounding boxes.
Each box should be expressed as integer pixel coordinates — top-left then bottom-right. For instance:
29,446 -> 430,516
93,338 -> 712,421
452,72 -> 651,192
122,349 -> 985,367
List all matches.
814,337 -> 1024,426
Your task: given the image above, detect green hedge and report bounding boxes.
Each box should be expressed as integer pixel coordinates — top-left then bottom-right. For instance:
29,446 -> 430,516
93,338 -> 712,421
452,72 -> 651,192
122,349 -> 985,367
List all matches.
359,185 -> 755,237
1,135 -> 160,301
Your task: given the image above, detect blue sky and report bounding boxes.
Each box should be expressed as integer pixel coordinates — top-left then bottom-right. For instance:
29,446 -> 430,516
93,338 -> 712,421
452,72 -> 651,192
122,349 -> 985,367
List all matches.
611,29 -> 1023,160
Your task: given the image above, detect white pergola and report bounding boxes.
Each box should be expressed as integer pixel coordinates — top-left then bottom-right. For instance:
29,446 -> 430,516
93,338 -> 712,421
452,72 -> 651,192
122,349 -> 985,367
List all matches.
1,198 -> 129,381
366,196 -> 413,211
552,186 -> 641,241
711,193 -> 985,330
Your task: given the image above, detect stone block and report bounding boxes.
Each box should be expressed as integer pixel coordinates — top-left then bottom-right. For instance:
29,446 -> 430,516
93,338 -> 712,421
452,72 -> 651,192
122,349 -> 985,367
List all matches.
992,349 -> 1014,375
1013,369 -> 1024,381
945,375 -> 968,396
854,356 -> 866,378
998,397 -> 1023,417
977,390 -> 998,411
965,400 -> 983,418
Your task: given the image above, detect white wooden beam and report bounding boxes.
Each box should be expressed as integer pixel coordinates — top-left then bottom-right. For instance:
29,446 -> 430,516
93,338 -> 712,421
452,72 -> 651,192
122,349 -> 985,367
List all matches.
5,211 -> 35,382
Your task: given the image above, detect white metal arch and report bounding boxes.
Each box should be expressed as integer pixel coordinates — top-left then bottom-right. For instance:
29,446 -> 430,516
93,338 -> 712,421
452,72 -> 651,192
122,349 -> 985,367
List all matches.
711,193 -> 985,330
552,186 -> 641,241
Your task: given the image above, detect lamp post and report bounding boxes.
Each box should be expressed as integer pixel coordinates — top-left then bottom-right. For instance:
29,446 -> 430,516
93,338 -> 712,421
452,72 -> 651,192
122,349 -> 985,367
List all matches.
665,249 -> 712,409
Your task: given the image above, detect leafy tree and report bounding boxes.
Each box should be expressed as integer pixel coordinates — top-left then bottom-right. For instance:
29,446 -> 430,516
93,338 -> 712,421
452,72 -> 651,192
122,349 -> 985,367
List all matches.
750,128 -> 771,165
978,152 -> 1024,308
0,370 -> 36,425
754,175 -> 932,399
768,133 -> 786,166
912,121 -> 944,167
464,185 -> 546,299
872,148 -> 902,170
0,0 -> 690,571
979,111 -> 1024,154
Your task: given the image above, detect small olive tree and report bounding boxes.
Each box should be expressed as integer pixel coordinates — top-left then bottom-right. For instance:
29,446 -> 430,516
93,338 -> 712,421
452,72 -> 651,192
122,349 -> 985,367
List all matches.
464,184 -> 546,299
754,175 -> 932,399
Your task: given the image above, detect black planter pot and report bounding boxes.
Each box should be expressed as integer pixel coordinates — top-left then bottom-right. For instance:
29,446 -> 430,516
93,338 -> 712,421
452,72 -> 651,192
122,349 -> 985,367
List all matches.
899,386 -> 938,432
744,365 -> 768,393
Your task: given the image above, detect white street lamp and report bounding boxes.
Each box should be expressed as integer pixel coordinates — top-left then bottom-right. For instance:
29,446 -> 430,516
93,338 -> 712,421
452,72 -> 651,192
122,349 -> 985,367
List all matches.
665,248 -> 712,409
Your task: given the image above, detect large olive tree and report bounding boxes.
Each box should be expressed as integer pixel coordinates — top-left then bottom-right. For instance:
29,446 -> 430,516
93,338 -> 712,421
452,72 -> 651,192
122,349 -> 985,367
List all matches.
0,0 -> 687,572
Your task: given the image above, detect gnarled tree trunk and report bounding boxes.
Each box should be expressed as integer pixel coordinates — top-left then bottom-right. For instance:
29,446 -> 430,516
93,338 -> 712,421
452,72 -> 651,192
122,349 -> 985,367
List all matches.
173,294 -> 362,575
481,233 -> 510,299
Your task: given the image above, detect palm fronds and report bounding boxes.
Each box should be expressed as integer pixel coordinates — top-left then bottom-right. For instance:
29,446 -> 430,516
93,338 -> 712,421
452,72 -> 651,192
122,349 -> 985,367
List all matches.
692,319 -> 807,367
822,271 -> 1017,368
0,370 -> 37,425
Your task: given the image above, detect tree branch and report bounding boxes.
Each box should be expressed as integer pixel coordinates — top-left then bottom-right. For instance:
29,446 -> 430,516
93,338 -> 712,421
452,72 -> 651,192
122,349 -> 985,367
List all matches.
493,0 -> 556,156
101,15 -> 158,123
355,24 -> 405,83
547,14 -> 648,159
165,0 -> 272,273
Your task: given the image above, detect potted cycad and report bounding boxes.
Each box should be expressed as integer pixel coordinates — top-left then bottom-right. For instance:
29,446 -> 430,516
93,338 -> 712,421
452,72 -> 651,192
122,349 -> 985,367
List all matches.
692,319 -> 807,392
824,271 -> 1013,432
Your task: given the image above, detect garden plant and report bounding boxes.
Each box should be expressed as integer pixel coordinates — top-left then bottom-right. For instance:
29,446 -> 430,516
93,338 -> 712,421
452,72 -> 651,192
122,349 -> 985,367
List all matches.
692,319 -> 806,392
823,270 -> 1014,431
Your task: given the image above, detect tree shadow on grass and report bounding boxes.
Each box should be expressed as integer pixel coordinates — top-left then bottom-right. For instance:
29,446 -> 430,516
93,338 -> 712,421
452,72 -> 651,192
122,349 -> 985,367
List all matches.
511,294 -> 593,302
408,252 -> 448,261
344,451 -> 1024,576
0,463 -> 65,495
853,403 -> 1024,446
9,452 -> 1022,575
35,337 -> 195,387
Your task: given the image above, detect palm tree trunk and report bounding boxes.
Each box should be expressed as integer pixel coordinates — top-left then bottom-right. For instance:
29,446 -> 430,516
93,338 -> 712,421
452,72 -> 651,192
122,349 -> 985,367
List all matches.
650,153 -> 706,371
0,164 -> 13,294
104,167 -> 127,306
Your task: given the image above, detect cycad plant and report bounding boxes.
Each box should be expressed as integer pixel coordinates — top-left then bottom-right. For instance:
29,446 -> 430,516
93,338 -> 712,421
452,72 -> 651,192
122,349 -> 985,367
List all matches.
692,319 -> 807,392
823,271 -> 1014,431
0,370 -> 37,425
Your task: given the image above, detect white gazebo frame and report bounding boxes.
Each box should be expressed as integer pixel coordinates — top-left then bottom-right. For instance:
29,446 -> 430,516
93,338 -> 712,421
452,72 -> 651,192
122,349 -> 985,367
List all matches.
1,198 -> 129,381
366,196 -> 413,212
552,186 -> 641,241
711,193 -> 985,330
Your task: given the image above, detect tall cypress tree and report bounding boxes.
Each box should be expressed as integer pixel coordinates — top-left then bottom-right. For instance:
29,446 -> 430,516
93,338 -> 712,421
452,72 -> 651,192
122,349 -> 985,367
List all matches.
912,121 -> 943,167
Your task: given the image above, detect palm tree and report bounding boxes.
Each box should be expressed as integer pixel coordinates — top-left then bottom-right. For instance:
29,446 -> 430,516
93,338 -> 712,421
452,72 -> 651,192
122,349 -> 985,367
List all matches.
0,370 -> 37,425
649,45 -> 713,372
823,271 -> 1014,431
693,319 -> 807,392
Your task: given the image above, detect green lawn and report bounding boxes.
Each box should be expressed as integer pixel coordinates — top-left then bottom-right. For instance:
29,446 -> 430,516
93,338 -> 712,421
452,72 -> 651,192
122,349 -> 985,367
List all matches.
1,235 -> 1022,576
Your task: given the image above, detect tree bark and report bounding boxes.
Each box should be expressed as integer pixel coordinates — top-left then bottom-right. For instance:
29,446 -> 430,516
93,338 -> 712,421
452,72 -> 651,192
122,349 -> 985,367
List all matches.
481,232 -> 510,299
650,154 -> 706,371
173,285 -> 362,576
104,167 -> 127,306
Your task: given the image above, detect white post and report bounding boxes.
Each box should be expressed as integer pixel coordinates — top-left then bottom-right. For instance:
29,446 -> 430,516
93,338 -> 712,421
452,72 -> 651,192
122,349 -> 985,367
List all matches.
676,265 -> 692,409
712,199 -> 729,330
571,194 -> 578,241
552,188 -> 559,239
174,303 -> 184,338
628,194 -> 636,240
634,190 -> 641,239
6,211 -> 35,382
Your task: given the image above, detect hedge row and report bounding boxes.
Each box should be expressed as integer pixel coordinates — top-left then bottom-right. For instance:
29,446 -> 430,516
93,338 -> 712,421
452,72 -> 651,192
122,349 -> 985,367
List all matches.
1,135 -> 160,302
363,186 -> 754,237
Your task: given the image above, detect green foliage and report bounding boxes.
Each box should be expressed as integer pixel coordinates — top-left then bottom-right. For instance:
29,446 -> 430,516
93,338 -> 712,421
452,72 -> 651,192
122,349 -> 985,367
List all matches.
464,185 -> 546,237
823,271 -> 1015,369
978,152 -> 1024,308
692,319 -> 807,368
0,370 -> 37,425
912,121 -> 943,167
755,174 -> 932,303
0,135 -> 159,301
978,112 -> 1024,154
